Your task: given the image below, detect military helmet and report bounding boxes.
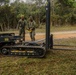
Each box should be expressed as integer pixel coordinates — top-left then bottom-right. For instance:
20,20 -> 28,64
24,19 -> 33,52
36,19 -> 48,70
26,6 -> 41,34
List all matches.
21,14 -> 25,19
29,16 -> 33,22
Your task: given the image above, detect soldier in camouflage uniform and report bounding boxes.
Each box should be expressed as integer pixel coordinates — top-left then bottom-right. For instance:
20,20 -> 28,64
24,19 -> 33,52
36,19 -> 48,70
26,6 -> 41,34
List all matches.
28,16 -> 36,41
18,15 -> 26,41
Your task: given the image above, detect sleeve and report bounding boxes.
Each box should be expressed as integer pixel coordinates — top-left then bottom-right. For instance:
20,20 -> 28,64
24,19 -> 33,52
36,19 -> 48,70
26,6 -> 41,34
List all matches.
33,21 -> 36,28
18,19 -> 21,27
24,20 -> 27,26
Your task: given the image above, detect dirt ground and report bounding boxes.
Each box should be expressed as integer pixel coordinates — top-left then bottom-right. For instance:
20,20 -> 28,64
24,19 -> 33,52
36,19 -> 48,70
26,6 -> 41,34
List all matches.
25,33 -> 76,41
53,33 -> 76,39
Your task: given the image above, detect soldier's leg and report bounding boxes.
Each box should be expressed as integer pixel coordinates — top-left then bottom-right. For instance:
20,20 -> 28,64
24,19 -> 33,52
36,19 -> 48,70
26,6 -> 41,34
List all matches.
31,30 -> 35,41
19,29 -> 22,36
30,32 -> 33,41
19,29 -> 23,43
23,30 -> 25,41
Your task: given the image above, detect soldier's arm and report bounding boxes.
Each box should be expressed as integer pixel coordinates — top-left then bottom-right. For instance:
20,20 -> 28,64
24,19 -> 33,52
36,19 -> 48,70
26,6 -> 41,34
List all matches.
33,21 -> 36,28
17,19 -> 21,29
18,19 -> 21,27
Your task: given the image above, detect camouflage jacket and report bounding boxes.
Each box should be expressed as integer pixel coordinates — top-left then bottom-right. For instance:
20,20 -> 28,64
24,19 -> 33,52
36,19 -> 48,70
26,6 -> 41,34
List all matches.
28,21 -> 36,30
18,19 -> 26,29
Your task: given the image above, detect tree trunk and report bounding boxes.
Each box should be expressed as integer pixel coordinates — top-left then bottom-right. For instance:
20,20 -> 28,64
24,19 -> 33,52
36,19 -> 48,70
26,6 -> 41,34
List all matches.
5,14 -> 10,30
0,24 -> 3,31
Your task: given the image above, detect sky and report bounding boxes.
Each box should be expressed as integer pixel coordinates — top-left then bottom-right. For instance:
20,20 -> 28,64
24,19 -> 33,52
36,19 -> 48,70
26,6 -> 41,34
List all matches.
10,0 -> 26,3
10,0 -> 36,4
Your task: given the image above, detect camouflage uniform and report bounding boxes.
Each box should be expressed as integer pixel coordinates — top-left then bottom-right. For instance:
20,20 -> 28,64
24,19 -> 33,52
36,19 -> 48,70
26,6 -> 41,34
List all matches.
18,18 -> 26,41
28,20 -> 36,41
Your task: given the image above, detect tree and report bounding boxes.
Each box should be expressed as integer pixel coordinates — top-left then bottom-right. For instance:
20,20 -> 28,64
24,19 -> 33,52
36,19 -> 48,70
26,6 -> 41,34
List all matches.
0,0 -> 9,6
52,0 -> 76,26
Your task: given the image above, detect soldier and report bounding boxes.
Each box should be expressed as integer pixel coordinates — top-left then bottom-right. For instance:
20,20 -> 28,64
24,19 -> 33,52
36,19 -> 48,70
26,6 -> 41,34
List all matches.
28,16 -> 36,41
18,15 -> 26,41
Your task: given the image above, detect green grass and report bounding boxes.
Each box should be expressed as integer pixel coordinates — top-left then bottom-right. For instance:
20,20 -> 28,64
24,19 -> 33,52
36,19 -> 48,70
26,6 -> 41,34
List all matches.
36,25 -> 76,33
54,38 -> 76,46
0,38 -> 76,75
0,25 -> 76,33
51,25 -> 76,32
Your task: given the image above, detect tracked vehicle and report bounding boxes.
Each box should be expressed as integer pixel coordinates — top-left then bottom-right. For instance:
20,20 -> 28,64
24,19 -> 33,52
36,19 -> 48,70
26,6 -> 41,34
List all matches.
0,0 -> 53,57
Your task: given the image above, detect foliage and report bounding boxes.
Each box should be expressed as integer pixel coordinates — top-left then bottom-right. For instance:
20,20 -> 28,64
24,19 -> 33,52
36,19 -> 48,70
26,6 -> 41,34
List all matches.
0,0 -> 76,31
52,0 -> 76,26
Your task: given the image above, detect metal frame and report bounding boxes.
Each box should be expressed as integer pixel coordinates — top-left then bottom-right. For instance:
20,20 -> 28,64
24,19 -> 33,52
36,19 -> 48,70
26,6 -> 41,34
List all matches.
46,0 -> 53,50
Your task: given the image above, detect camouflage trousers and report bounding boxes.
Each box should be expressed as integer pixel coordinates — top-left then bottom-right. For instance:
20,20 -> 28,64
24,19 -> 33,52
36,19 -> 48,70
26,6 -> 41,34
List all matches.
30,30 -> 35,41
19,28 -> 25,41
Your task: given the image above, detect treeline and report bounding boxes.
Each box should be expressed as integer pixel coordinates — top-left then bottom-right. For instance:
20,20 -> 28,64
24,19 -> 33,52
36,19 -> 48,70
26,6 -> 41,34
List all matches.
0,0 -> 76,31
51,0 -> 76,26
0,0 -> 46,31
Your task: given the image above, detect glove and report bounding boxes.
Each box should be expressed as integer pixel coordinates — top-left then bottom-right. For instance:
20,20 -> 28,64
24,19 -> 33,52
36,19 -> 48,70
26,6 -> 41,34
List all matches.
28,29 -> 32,32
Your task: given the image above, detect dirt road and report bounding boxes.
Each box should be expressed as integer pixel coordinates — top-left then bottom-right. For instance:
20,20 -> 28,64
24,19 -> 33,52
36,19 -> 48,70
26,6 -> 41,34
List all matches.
25,31 -> 76,41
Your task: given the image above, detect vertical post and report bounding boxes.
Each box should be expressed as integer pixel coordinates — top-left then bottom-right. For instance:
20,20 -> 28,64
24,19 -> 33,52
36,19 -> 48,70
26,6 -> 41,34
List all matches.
23,31 -> 25,41
46,0 -> 50,50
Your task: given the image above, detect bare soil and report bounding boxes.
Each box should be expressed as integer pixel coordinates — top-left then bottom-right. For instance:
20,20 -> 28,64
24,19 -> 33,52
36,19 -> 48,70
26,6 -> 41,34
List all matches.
25,33 -> 76,41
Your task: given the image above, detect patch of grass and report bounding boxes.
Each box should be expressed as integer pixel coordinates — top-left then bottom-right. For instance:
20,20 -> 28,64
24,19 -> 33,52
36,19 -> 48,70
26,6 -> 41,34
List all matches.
36,25 -> 76,33
54,38 -> 76,46
0,38 -> 76,75
0,25 -> 76,33
51,25 -> 76,32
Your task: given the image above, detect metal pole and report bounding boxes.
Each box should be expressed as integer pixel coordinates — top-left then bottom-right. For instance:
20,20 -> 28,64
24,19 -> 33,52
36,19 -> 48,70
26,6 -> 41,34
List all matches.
46,0 -> 50,50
